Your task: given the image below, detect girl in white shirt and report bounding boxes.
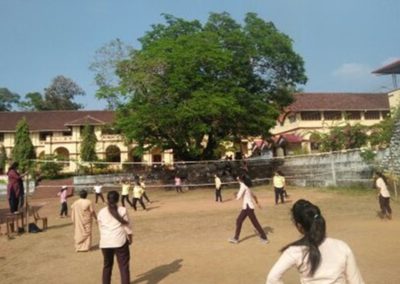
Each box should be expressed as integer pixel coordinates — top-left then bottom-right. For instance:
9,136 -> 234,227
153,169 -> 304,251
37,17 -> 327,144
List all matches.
228,175 -> 268,244
266,199 -> 364,284
375,171 -> 392,220
98,190 -> 133,284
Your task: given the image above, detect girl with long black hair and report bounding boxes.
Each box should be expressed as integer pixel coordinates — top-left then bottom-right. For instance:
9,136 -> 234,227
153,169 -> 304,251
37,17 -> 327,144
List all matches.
266,199 -> 364,283
98,191 -> 133,284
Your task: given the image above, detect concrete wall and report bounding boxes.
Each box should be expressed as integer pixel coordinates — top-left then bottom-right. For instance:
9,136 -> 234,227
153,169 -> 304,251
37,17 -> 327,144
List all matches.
381,119 -> 400,175
279,149 -> 387,188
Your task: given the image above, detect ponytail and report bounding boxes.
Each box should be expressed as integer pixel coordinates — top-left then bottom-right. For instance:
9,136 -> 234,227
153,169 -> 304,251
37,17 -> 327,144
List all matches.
281,199 -> 326,276
107,191 -> 128,225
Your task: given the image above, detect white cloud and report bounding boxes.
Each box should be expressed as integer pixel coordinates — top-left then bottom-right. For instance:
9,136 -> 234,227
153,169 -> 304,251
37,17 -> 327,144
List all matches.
332,63 -> 371,79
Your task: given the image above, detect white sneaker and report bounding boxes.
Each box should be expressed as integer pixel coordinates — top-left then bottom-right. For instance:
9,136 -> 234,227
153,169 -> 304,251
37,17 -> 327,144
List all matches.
260,238 -> 269,244
228,238 -> 239,244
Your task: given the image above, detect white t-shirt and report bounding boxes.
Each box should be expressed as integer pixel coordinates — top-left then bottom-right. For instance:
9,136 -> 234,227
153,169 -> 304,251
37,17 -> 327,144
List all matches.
266,238 -> 364,284
98,206 -> 132,248
376,177 -> 390,198
94,185 -> 102,194
236,182 -> 255,209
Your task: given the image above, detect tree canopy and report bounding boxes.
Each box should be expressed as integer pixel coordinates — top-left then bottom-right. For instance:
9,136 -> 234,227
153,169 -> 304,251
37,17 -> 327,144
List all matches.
20,75 -> 85,111
110,12 -> 307,160
12,117 -> 36,171
0,88 -> 20,111
90,39 -> 134,110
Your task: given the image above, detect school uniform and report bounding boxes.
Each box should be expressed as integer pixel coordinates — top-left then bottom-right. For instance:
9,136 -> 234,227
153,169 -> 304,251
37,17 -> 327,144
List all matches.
120,184 -> 133,207
132,185 -> 146,211
98,206 -> 132,284
232,182 -> 267,242
215,176 -> 222,202
267,238 -> 364,284
273,175 -> 285,204
376,177 -> 392,218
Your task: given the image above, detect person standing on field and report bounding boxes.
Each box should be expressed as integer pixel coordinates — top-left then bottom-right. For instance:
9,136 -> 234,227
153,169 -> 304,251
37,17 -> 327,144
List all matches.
119,178 -> 133,208
229,175 -> 269,244
273,171 -> 286,205
94,181 -> 105,204
132,180 -> 147,211
214,174 -> 223,202
71,190 -> 97,252
375,171 -> 392,220
98,191 -> 132,284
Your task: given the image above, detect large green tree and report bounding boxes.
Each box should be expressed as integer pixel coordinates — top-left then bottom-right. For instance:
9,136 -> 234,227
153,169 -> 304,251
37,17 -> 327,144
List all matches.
0,87 -> 20,111
80,124 -> 98,162
12,117 -> 36,171
111,13 -> 307,160
0,144 -> 7,174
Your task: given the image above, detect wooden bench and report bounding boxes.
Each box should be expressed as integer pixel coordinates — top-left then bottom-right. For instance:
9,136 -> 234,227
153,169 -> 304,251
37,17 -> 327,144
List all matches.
6,212 -> 25,238
28,205 -> 48,231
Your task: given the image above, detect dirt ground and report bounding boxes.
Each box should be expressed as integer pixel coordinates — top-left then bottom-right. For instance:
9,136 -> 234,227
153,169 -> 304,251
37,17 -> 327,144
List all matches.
0,185 -> 399,284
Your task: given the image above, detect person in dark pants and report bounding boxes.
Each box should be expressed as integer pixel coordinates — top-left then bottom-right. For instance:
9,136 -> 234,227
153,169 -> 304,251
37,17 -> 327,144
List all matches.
94,181 -> 105,204
375,171 -> 392,220
132,180 -> 146,211
229,175 -> 268,244
214,174 -> 223,202
98,191 -> 132,284
273,171 -> 286,205
6,162 -> 26,213
119,178 -> 133,208
57,185 -> 70,218
175,176 -> 183,193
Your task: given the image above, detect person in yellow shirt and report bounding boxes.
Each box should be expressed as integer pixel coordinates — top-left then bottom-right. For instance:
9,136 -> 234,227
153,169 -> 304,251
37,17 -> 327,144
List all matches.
132,180 -> 147,211
120,178 -> 133,208
273,171 -> 286,205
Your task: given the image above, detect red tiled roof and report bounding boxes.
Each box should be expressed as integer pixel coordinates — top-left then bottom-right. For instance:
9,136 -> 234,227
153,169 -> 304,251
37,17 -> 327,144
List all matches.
282,133 -> 303,143
372,60 -> 400,74
0,110 -> 115,132
289,92 -> 389,111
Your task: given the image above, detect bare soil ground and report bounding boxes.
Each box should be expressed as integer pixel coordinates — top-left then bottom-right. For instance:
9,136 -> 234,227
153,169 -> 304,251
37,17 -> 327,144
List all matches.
1,185 -> 399,284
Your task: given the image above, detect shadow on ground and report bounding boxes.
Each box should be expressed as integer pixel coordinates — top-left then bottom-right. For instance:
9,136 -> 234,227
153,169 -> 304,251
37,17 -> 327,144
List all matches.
131,258 -> 183,284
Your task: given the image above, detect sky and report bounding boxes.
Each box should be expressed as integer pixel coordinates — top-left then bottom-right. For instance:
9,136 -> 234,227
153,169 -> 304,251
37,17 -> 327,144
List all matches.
1,0 -> 399,110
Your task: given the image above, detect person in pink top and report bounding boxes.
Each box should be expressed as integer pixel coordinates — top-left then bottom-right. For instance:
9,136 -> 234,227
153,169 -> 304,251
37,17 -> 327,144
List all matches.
98,190 -> 133,284
266,199 -> 364,284
175,176 -> 183,193
57,185 -> 70,218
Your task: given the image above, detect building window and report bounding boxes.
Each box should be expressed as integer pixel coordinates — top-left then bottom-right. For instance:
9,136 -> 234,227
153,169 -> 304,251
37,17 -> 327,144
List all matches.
288,115 -> 296,123
0,133 -> 4,142
324,111 -> 342,120
300,112 -> 321,121
364,111 -> 380,120
382,111 -> 390,118
344,111 -> 361,120
39,132 -> 53,141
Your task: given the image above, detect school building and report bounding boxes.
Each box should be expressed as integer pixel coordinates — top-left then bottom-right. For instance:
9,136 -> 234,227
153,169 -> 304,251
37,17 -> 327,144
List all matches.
269,89 -> 400,155
0,110 -> 174,172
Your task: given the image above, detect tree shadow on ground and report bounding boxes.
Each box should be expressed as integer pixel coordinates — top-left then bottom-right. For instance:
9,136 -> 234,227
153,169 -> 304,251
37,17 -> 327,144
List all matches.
131,258 -> 183,284
240,226 -> 274,243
